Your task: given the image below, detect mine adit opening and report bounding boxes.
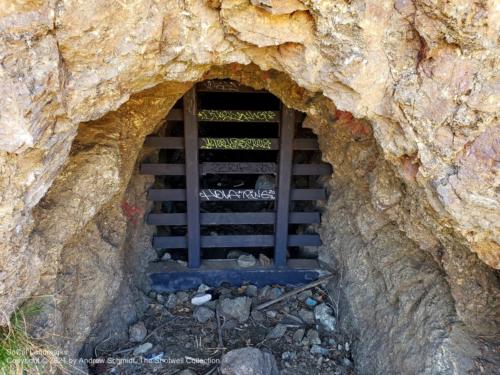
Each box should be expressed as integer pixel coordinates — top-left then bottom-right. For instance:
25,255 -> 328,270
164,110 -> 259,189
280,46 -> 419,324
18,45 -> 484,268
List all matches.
141,80 -> 332,290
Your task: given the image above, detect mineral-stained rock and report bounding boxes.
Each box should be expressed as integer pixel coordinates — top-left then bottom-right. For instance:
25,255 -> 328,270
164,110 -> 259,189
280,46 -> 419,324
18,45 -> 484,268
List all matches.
220,347 -> 279,375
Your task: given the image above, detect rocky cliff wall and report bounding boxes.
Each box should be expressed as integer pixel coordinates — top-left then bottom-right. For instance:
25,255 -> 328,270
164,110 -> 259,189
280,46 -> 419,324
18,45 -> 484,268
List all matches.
0,1 -> 498,373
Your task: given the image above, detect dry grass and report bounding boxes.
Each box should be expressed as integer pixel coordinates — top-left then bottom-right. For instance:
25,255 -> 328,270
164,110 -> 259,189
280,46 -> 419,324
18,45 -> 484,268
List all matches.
0,304 -> 65,375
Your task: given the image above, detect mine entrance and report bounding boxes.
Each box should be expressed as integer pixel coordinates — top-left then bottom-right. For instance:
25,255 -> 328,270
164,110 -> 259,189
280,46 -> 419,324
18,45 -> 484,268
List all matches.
141,80 -> 332,291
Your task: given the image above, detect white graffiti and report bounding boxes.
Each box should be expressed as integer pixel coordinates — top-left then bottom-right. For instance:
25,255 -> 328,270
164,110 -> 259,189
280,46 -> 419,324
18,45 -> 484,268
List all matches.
199,189 -> 276,201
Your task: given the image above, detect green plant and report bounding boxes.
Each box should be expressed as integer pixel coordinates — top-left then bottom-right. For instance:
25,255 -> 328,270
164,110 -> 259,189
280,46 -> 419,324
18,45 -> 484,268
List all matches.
0,304 -> 62,375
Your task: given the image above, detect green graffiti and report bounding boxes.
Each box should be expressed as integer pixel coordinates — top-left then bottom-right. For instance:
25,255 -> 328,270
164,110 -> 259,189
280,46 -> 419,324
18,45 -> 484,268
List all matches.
197,110 -> 276,122
200,138 -> 272,150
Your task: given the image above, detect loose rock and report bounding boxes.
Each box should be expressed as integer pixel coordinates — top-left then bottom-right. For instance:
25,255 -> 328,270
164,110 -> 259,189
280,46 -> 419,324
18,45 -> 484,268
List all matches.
314,304 -> 336,332
281,351 -> 297,360
191,293 -> 212,306
133,342 -> 153,356
161,252 -> 171,261
292,328 -> 305,344
219,297 -> 252,323
266,324 -> 287,339
194,306 -> 215,323
227,250 -> 248,259
176,291 -> 190,303
251,310 -> 265,322
306,329 -> 321,345
177,370 -> 197,375
265,310 -> 278,319
197,283 -> 211,293
268,287 -> 283,299
220,347 -> 279,375
165,294 -> 177,309
259,253 -> 272,266
237,254 -> 257,268
310,345 -> 329,356
128,321 -> 147,343
246,284 -> 258,297
297,290 -> 312,301
298,308 -> 315,324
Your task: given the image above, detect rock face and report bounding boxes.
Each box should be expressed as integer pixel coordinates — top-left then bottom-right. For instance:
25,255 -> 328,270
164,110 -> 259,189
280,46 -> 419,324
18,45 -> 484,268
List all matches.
0,1 -> 499,374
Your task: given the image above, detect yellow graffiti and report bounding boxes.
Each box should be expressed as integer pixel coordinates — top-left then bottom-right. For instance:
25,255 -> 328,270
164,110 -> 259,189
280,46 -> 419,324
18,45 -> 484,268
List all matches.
198,110 -> 275,122
200,138 -> 272,150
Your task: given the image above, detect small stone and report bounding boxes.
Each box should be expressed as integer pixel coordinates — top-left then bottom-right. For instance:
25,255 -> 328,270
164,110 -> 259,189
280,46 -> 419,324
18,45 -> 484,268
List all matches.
298,308 -> 315,324
314,304 -> 336,332
191,293 -> 212,306
259,286 -> 271,299
265,310 -> 277,319
197,283 -> 211,293
133,342 -> 153,356
237,254 -> 257,268
129,321 -> 147,343
204,300 -> 217,310
259,253 -> 272,266
220,347 -> 279,375
161,252 -> 171,261
310,345 -> 329,356
281,351 -> 297,360
305,297 -> 317,307
176,291 -> 190,303
266,324 -> 287,339
342,358 -> 353,367
245,284 -> 258,297
165,294 -> 177,309
306,329 -> 321,345
328,338 -> 337,346
297,290 -> 312,301
156,294 -> 165,303
148,291 -> 157,299
176,260 -> 188,266
194,306 -> 215,323
219,297 -> 252,323
227,250 -> 248,259
292,328 -> 305,344
251,310 -> 265,322
177,370 -> 197,375
268,287 -> 283,299
345,342 -> 350,352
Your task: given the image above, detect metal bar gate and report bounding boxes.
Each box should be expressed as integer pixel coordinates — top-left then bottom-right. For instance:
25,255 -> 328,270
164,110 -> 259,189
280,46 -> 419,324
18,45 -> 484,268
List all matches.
141,80 -> 332,291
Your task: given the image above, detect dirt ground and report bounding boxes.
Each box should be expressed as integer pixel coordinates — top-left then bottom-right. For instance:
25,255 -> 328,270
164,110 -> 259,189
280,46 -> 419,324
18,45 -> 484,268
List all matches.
89,283 -> 355,375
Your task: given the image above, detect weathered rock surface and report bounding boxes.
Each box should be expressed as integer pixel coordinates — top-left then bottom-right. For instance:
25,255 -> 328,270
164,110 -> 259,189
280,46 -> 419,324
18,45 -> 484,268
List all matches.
0,1 -> 499,374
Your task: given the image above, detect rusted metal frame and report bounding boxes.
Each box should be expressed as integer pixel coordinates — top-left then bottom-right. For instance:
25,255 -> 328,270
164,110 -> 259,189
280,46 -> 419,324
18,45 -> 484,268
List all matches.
274,106 -> 295,267
183,88 -> 201,268
152,234 -> 321,248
